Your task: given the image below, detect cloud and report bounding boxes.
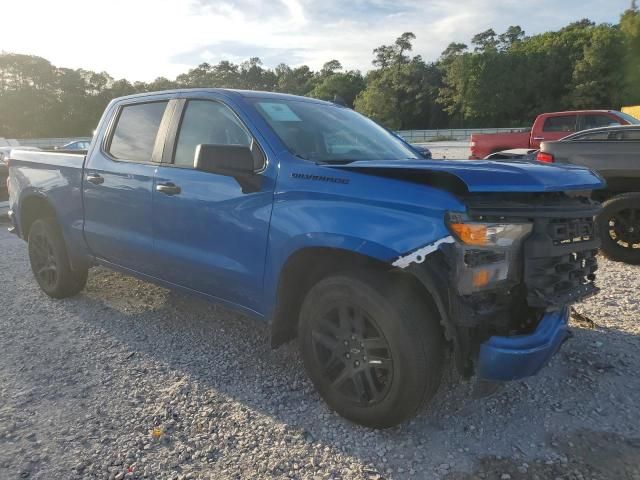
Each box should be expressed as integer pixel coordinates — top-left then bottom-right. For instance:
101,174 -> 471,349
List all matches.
0,0 -> 630,81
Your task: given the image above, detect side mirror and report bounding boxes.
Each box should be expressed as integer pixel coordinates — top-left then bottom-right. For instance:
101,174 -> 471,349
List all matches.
194,144 -> 256,176
194,143 -> 264,193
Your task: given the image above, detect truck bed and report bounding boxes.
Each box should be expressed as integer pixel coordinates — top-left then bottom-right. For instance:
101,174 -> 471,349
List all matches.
7,149 -> 87,258
9,149 -> 85,168
7,149 -> 86,203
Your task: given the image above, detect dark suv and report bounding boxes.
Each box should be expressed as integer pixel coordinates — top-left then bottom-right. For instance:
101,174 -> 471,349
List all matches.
538,125 -> 640,264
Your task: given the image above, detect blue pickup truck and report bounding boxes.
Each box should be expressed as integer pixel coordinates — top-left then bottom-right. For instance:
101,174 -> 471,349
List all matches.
6,89 -> 603,427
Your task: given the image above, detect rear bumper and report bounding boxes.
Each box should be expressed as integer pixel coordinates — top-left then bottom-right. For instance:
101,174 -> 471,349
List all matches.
477,307 -> 570,381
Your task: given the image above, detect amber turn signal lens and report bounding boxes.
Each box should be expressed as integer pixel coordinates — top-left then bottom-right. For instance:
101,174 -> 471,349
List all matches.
449,223 -> 489,245
472,269 -> 491,288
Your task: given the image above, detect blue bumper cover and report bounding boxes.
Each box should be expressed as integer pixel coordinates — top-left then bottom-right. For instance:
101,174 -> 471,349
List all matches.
478,308 -> 570,382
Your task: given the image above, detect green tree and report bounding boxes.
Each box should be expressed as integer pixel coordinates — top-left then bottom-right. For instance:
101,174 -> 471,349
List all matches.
621,2 -> 640,103
472,29 -> 498,52
356,33 -> 444,129
319,60 -> 343,77
274,64 -> 317,95
498,26 -> 525,50
309,70 -> 365,107
570,25 -> 626,108
372,32 -> 416,67
238,57 -> 277,90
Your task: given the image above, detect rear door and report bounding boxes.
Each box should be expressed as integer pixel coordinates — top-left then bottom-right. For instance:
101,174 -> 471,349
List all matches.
150,96 -> 276,312
578,113 -> 624,131
533,114 -> 578,147
83,97 -> 175,273
553,128 -> 640,190
578,112 -> 622,131
580,129 -> 640,191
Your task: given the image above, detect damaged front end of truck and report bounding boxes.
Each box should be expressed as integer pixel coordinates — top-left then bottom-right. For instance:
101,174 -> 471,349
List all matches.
391,191 -> 600,381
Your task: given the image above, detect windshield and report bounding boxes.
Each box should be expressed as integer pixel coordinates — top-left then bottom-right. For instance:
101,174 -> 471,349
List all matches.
249,98 -> 420,163
615,111 -> 640,125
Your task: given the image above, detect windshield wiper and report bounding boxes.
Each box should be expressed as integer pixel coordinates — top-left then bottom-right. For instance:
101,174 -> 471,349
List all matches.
316,159 -> 360,165
293,153 -> 365,165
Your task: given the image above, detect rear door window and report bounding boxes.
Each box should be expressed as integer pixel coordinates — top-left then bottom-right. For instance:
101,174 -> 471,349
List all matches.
543,115 -> 577,132
108,101 -> 169,162
580,114 -> 622,130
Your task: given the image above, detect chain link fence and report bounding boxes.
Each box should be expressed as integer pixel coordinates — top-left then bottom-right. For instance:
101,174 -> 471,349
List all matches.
396,127 -> 528,143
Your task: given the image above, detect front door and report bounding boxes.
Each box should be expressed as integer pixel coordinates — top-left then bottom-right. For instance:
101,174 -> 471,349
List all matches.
151,98 -> 275,313
533,114 -> 578,148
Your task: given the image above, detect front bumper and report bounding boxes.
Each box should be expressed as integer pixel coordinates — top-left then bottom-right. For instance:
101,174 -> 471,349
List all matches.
477,307 -> 570,381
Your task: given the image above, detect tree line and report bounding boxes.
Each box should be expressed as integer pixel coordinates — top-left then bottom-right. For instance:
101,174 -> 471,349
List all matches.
1,5 -> 639,138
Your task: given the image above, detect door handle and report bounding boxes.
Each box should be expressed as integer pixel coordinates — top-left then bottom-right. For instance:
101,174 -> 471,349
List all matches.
86,173 -> 104,185
533,137 -> 545,141
156,182 -> 181,195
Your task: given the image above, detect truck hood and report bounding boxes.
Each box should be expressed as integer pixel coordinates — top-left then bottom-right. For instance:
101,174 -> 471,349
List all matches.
328,159 -> 605,193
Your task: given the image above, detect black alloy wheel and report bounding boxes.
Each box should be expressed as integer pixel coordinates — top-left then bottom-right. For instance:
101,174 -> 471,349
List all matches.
598,194 -> 640,264
27,218 -> 88,298
298,271 -> 444,428
607,207 -> 640,250
310,302 -> 393,406
29,230 -> 59,291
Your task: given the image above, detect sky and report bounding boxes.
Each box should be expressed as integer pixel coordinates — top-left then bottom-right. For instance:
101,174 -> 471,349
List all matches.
0,0 -> 633,81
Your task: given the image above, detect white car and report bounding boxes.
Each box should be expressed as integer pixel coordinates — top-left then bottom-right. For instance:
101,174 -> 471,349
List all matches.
483,148 -> 538,161
56,140 -> 91,150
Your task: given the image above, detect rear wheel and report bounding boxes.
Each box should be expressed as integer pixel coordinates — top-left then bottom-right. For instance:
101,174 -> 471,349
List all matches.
298,271 -> 444,428
597,193 -> 640,264
28,218 -> 88,298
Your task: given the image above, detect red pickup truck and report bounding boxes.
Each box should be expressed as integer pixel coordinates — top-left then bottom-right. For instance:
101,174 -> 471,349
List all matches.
469,110 -> 640,159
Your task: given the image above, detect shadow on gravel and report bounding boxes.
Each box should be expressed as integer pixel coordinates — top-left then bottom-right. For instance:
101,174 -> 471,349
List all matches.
63,267 -> 640,478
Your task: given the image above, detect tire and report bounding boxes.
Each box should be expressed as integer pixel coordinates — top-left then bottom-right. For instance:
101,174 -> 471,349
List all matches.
597,193 -> 640,264
28,217 -> 88,298
298,270 -> 444,428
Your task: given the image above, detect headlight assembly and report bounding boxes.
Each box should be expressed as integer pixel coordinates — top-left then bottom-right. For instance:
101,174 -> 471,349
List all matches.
449,222 -> 532,247
447,214 -> 532,294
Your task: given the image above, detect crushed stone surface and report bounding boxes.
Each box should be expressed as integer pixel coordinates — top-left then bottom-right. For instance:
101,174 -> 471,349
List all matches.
0,225 -> 638,479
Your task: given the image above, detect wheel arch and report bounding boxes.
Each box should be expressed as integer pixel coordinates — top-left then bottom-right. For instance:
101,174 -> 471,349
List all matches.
18,192 -> 91,271
18,193 -> 57,240
269,246 -> 453,352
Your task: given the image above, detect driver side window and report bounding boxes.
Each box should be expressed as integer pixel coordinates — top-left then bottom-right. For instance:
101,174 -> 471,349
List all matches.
173,100 -> 252,167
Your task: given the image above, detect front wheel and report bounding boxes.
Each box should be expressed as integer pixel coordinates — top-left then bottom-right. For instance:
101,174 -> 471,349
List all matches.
28,218 -> 88,298
597,193 -> 640,264
298,271 -> 444,428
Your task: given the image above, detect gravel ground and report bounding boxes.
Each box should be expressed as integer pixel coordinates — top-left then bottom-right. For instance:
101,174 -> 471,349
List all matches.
1,223 -> 639,480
